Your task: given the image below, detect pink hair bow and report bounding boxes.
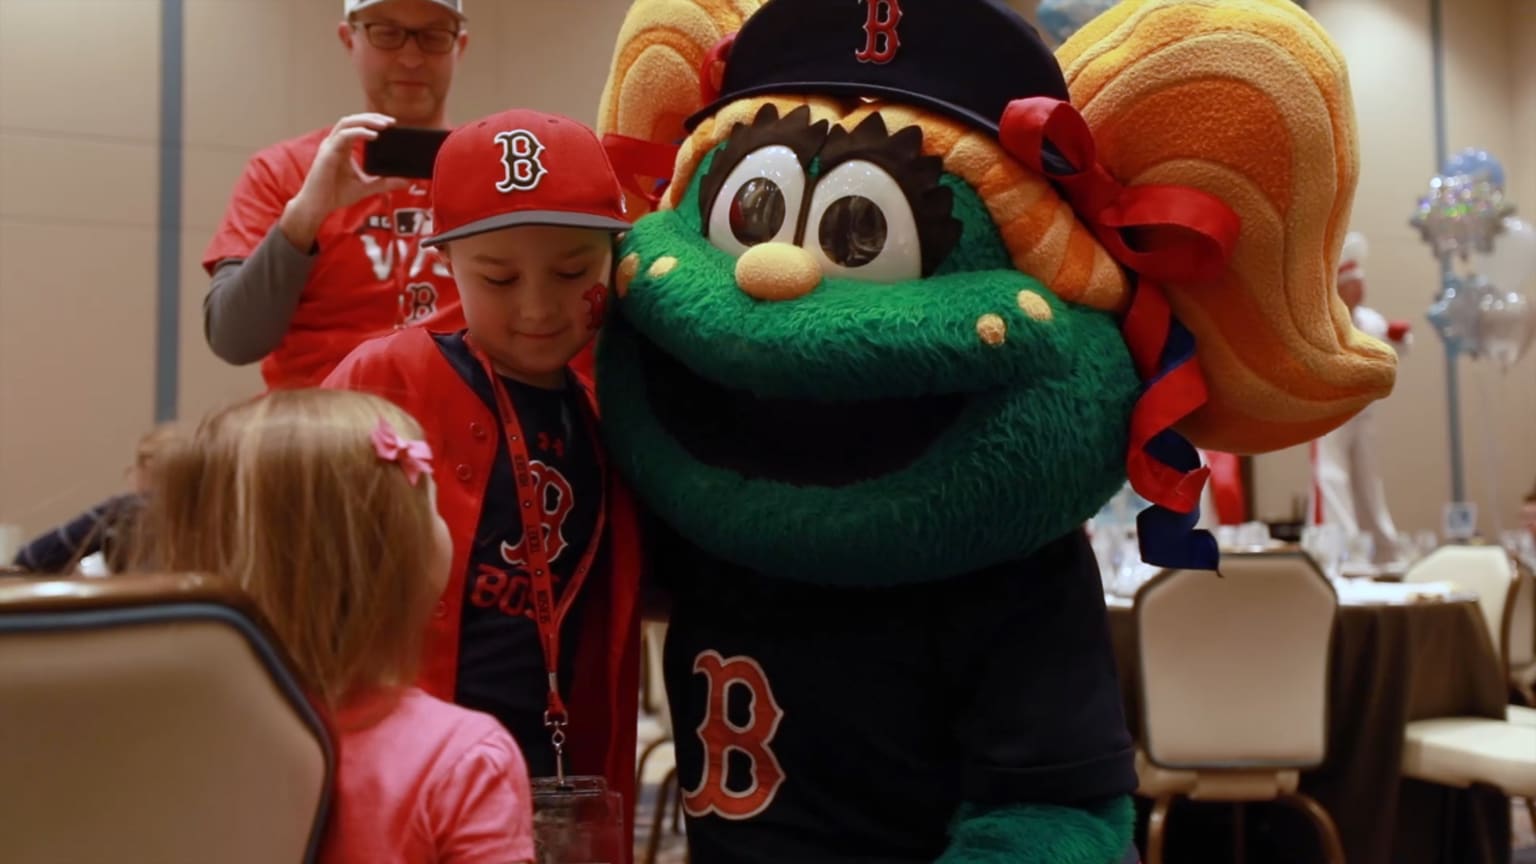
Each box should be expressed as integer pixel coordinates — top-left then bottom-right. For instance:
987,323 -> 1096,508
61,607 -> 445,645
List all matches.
371,418 -> 433,486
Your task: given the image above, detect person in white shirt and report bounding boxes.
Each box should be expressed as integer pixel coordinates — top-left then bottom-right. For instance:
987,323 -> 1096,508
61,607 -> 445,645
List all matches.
1310,232 -> 1411,563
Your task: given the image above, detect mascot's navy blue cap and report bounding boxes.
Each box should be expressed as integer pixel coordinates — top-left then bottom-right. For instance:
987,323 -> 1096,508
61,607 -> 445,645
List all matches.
684,0 -> 1068,134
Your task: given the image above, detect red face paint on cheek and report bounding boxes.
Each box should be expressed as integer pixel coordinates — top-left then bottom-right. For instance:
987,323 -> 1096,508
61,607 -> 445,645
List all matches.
583,282 -> 608,331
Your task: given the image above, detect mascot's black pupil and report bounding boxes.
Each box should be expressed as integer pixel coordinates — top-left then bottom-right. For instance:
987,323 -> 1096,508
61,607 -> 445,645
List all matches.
729,178 -> 786,245
819,196 -> 887,268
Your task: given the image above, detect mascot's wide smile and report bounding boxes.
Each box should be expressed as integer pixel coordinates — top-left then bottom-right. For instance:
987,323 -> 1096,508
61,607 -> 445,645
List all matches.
600,104 -> 1141,586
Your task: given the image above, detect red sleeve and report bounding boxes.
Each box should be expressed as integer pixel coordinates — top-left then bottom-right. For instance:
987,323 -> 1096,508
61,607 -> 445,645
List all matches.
202,145 -> 305,275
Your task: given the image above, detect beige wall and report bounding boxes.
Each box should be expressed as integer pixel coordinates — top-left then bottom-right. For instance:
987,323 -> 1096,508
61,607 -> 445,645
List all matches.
0,0 -> 162,538
1251,0 -> 1536,540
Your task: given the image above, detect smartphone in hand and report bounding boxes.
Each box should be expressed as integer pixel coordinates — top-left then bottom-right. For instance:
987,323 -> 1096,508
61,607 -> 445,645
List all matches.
363,127 -> 451,180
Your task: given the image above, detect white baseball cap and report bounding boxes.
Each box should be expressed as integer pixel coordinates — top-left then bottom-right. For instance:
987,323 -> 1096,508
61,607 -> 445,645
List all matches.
344,0 -> 465,21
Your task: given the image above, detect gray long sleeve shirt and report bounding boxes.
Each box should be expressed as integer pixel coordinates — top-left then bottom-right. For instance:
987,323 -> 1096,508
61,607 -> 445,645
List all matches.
203,225 -> 316,365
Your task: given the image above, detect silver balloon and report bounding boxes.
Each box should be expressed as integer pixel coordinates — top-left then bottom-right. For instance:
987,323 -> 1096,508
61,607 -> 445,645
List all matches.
1472,217 -> 1536,295
1428,275 -> 1492,356
1411,173 -> 1516,259
1477,289 -> 1536,370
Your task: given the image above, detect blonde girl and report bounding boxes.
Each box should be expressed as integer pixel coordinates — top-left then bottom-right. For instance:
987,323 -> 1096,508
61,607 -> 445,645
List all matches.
145,388 -> 533,864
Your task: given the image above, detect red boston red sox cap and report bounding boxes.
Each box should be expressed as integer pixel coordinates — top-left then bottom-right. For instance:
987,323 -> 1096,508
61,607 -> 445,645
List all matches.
423,109 -> 631,247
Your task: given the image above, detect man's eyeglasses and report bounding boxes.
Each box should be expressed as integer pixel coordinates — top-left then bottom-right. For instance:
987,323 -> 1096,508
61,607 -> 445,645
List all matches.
354,22 -> 460,55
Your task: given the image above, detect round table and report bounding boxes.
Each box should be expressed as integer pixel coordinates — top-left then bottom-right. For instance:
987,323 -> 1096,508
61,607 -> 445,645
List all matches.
1106,584 -> 1511,864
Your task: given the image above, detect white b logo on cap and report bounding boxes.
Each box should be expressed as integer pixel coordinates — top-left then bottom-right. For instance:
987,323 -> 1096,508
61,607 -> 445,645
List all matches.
495,130 -> 548,193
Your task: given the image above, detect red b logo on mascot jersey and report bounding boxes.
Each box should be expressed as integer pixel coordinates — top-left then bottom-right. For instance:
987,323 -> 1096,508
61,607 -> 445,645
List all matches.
683,651 -> 787,820
856,0 -> 902,65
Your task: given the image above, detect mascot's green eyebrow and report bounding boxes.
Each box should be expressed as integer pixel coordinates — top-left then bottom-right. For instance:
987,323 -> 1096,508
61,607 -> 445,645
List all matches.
698,103 -> 961,274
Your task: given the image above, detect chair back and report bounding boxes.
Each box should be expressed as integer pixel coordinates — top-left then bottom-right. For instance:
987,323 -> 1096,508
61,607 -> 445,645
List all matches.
0,574 -> 333,864
1508,558 -> 1535,672
1404,544 -> 1518,662
1135,551 -> 1337,770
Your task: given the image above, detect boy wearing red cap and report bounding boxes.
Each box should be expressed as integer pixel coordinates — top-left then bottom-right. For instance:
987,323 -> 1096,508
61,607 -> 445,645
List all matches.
324,108 -> 641,853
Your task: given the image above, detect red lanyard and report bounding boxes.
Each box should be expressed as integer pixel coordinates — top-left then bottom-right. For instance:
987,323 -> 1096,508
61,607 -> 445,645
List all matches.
471,341 -> 607,779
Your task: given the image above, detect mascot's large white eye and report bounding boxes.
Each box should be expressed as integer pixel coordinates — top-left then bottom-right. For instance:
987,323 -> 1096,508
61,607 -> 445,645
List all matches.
803,159 -> 921,283
706,145 -> 808,258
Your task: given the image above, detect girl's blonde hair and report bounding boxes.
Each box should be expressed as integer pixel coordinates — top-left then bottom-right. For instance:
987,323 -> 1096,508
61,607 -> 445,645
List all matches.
143,389 -> 439,709
134,422 -> 182,469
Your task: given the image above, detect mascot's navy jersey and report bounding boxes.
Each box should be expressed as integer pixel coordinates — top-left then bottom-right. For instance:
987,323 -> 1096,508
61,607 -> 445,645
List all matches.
658,529 -> 1137,863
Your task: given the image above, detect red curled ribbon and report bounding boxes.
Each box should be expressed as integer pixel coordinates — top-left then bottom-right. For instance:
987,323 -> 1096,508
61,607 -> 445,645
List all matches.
1122,286 -> 1211,513
599,33 -> 735,212
998,97 -> 1239,286
998,96 -> 1241,515
601,133 -> 680,210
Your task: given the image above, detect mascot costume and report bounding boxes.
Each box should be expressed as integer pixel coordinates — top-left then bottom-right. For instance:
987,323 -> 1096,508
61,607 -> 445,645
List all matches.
595,0 -> 1397,861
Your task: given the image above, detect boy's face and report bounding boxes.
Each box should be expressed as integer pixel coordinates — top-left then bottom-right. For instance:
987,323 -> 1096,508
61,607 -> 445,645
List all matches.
444,225 -> 614,386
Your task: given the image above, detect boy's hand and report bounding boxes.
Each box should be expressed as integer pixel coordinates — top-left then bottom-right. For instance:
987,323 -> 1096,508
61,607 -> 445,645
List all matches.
280,113 -> 410,251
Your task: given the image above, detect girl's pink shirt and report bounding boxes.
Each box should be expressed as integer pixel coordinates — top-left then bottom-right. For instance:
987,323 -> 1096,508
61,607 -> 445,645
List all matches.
321,687 -> 535,864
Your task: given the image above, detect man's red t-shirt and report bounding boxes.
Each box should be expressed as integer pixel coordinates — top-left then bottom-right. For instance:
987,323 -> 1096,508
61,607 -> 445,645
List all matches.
203,127 -> 465,390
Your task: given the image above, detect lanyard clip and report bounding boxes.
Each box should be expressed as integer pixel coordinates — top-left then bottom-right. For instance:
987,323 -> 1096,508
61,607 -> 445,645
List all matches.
544,708 -> 569,787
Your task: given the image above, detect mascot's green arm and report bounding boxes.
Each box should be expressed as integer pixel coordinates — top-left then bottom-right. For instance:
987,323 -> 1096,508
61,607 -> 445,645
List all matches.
935,795 -> 1134,864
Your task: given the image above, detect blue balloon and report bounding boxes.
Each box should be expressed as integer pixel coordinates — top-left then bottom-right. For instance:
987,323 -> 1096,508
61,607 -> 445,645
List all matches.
1444,148 -> 1506,190
1036,0 -> 1122,44
1427,274 -> 1493,356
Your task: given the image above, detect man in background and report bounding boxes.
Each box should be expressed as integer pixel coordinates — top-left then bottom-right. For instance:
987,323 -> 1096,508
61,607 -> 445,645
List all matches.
1311,231 -> 1412,563
203,0 -> 470,389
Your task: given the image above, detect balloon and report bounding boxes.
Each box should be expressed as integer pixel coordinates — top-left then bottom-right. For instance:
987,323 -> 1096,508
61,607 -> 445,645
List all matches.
1445,148 -> 1506,191
1472,217 -> 1536,294
1427,274 -> 1492,356
1477,289 -> 1536,370
1411,173 -> 1515,259
1036,0 -> 1121,44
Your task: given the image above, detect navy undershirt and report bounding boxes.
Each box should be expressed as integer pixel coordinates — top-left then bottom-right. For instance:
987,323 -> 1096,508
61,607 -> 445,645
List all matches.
434,331 -> 603,777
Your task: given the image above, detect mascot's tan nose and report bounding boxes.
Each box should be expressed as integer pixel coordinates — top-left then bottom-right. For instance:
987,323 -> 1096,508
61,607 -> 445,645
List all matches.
734,243 -> 822,301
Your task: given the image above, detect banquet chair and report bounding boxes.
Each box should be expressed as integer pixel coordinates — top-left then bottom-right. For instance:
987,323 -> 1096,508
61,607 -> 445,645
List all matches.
1403,544 -> 1536,726
1399,549 -> 1536,831
0,573 -> 334,864
1400,717 -> 1536,830
1506,558 -> 1535,710
1402,544 -> 1518,664
1133,550 -> 1344,864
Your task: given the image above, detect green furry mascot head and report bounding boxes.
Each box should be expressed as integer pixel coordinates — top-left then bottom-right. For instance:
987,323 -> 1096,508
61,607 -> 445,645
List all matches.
596,0 -> 1394,587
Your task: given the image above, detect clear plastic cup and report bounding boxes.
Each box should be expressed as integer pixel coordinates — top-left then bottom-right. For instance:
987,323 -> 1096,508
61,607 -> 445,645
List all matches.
530,776 -> 625,864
